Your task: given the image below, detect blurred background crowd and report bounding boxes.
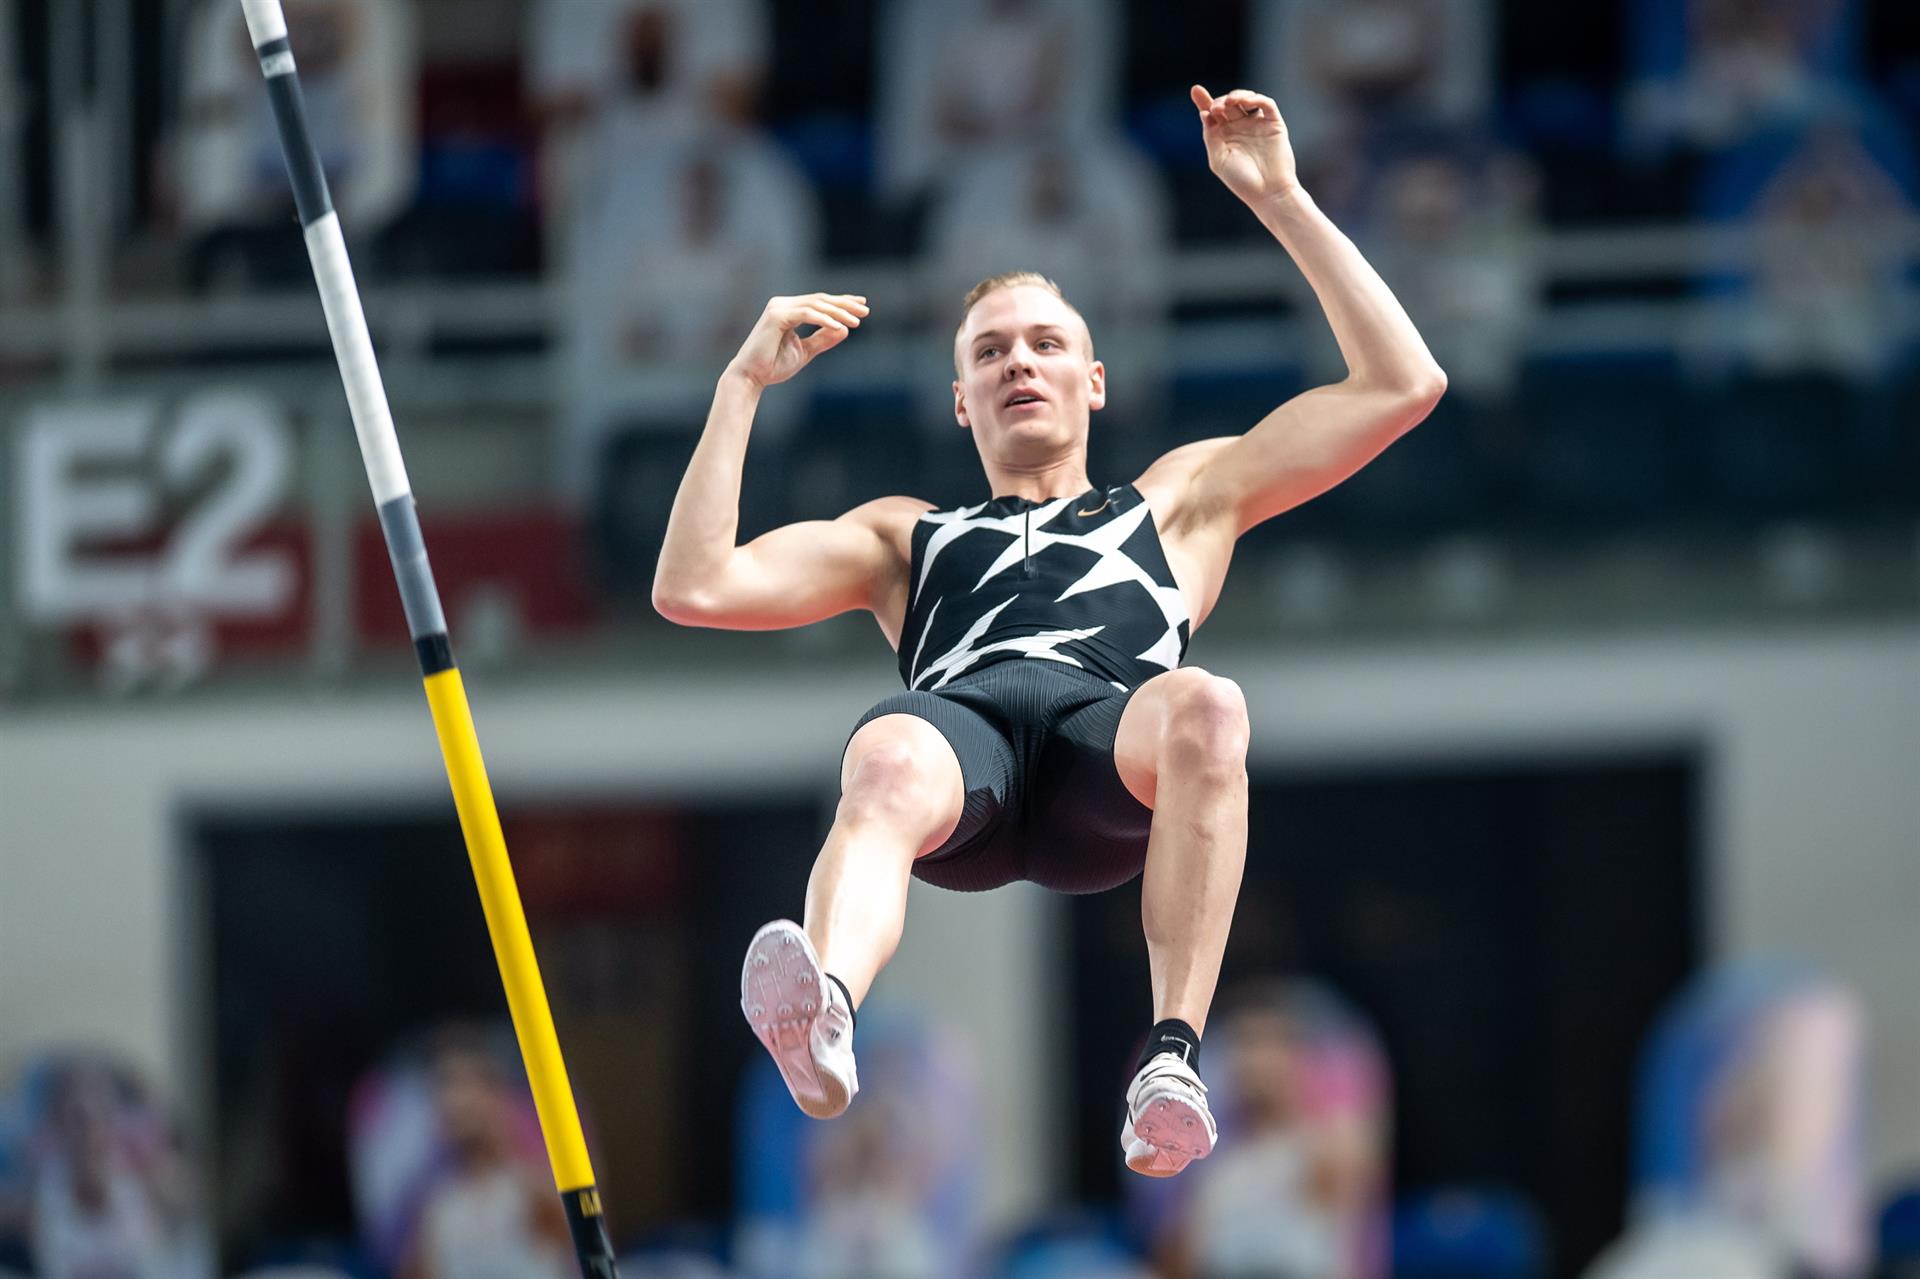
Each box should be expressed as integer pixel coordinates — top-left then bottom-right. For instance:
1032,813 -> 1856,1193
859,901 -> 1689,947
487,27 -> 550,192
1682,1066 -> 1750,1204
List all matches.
1,0 -> 1918,1276
0,959 -> 1904,1277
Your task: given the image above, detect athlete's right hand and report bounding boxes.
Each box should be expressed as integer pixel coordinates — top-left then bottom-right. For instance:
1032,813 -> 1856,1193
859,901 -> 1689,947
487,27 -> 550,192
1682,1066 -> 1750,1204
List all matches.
726,293 -> 869,389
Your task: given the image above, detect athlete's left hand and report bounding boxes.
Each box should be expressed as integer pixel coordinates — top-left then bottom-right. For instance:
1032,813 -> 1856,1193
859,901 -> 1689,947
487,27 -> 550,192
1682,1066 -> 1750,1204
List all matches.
1191,85 -> 1299,205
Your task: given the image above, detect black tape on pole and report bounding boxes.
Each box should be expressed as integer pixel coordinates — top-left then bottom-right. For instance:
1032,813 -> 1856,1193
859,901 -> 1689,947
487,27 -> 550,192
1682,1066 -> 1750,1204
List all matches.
252,36 -> 334,228
564,1187 -> 619,1278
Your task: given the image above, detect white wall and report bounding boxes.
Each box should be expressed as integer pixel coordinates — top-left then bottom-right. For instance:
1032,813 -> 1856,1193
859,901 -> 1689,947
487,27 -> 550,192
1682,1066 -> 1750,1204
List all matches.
3,623 -> 1918,1225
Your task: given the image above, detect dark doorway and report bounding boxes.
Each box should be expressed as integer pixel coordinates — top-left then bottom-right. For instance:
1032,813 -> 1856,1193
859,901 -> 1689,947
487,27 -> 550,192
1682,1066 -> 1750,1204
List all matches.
195,794 -> 826,1266
1068,752 -> 1701,1277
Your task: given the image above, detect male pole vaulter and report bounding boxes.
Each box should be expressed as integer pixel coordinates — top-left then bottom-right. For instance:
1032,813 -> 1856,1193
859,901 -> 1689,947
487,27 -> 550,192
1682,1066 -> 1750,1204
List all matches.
654,84 -> 1446,1176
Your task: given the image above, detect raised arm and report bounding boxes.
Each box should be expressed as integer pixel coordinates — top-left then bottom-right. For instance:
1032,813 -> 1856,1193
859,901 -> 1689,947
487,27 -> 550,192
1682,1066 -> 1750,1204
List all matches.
651,293 -> 923,632
1159,87 -> 1447,538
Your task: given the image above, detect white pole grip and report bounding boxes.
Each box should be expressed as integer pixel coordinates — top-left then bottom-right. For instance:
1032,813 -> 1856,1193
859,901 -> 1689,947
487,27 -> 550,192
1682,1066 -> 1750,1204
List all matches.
304,212 -> 411,504
239,0 -> 288,45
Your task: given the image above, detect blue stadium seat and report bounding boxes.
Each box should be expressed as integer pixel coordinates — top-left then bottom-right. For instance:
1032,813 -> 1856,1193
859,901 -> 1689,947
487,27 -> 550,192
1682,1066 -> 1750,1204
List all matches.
772,114 -> 875,190
985,1208 -> 1144,1279
1879,1182 -> 1920,1270
1126,94 -> 1216,172
1391,1187 -> 1550,1279
1503,79 -> 1616,153
616,1221 -> 731,1279
231,1239 -> 377,1279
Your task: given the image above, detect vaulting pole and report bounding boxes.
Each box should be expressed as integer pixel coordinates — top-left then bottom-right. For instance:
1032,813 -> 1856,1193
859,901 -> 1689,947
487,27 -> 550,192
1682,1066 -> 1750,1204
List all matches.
239,2 -> 617,1270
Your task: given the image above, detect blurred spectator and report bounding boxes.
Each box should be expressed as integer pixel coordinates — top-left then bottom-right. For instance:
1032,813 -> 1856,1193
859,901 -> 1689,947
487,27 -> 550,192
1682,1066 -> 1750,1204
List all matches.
1286,137 -> 1539,532
5,1054 -> 211,1279
577,145 -> 813,371
734,1005 -> 980,1279
404,1027 -> 570,1279
790,1097 -> 944,1276
1584,964 -> 1870,1279
1626,0 -> 1863,157
170,0 -> 417,289
1682,118 -> 1915,515
527,0 -> 767,142
1706,126 -> 1915,380
563,132 -> 818,516
926,136 -> 1170,347
876,0 -> 1120,203
1586,1215 -> 1785,1279
1356,141 -> 1543,404
527,0 -> 769,250
349,1025 -> 570,1279
1132,980 -> 1391,1279
1251,0 -> 1494,195
922,133 -> 1171,464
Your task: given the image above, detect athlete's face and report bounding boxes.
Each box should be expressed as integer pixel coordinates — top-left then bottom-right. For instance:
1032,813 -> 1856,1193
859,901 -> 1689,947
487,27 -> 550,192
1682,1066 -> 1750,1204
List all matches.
953,286 -> 1105,459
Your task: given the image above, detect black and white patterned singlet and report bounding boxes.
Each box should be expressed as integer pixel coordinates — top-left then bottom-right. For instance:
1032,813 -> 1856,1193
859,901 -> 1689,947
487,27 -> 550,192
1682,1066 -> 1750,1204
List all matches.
896,483 -> 1192,693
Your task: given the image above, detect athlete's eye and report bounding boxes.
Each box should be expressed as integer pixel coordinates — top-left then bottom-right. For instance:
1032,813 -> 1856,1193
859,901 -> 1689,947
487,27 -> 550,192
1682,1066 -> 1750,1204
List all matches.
976,345 -> 999,360
1037,338 -> 1060,350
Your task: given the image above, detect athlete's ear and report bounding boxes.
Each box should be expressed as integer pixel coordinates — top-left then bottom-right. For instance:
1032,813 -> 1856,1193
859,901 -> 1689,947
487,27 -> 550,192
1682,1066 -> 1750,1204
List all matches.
953,380 -> 972,430
1088,360 -> 1107,412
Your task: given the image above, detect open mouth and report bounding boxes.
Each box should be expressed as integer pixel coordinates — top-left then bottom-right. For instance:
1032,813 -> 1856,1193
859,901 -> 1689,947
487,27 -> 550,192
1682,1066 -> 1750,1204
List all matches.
1005,390 -> 1046,408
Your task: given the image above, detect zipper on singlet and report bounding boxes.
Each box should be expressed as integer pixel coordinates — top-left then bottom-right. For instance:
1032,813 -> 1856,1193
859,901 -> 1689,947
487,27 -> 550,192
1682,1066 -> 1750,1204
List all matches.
1023,504 -> 1033,577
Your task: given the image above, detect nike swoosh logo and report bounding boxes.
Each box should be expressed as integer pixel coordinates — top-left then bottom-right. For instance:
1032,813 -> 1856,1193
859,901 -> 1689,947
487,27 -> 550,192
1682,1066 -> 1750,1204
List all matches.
1078,498 -> 1112,517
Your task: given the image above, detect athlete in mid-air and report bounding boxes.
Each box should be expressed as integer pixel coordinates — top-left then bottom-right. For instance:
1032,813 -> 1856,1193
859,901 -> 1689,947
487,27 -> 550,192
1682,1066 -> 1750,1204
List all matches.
653,85 -> 1445,1176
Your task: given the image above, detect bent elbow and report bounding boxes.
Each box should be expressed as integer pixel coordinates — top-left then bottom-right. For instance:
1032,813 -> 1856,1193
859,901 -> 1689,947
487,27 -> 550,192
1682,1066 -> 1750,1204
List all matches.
1354,364 -> 1448,418
1394,364 -> 1447,428
650,580 -> 713,627
1408,364 -> 1448,409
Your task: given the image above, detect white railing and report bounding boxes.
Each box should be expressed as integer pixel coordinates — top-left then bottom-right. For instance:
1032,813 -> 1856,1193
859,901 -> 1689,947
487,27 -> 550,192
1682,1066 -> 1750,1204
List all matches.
3,221 -> 1918,381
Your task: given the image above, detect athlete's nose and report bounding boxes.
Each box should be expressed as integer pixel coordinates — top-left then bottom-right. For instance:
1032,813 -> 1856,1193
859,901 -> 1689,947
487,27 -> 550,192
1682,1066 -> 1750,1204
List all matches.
1003,342 -> 1038,378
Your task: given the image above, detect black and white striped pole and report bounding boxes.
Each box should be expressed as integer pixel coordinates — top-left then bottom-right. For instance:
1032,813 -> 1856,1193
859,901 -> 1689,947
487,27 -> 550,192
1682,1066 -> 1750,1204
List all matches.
238,1 -> 618,1272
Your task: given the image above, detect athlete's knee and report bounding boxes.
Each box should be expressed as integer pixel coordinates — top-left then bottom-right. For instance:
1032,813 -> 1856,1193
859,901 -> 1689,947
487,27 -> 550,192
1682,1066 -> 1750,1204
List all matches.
839,720 -> 960,833
1158,670 -> 1250,779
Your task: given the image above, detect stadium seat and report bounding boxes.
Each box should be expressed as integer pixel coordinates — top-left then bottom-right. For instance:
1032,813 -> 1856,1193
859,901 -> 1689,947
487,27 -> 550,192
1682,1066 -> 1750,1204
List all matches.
985,1208 -> 1145,1279
1880,1182 -> 1920,1275
1390,1186 -> 1550,1279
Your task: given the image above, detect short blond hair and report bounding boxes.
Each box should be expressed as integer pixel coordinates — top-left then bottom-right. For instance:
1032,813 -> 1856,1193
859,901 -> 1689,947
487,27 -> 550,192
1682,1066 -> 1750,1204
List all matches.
953,272 -> 1093,371
962,270 -> 1068,315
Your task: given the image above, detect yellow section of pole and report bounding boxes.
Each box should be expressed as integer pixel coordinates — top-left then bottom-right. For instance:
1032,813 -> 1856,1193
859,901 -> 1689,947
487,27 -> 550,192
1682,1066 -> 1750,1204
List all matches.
421,667 -> 597,1193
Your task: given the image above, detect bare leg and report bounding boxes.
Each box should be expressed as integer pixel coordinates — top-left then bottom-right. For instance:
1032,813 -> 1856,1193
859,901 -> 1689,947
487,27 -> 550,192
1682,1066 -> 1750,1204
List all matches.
804,713 -> 966,1007
1114,668 -> 1251,1038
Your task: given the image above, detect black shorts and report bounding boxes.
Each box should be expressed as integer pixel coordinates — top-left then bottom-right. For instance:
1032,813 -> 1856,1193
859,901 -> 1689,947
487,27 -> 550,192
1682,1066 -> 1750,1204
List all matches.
848,660 -> 1154,894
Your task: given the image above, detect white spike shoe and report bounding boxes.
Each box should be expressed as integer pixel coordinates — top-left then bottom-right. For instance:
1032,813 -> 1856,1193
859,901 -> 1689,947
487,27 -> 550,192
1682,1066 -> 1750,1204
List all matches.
1121,1051 -> 1217,1177
740,920 -> 858,1119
